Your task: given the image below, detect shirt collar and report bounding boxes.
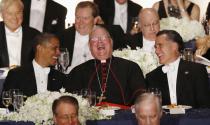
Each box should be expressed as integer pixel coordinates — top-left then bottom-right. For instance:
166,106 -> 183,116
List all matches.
5,26 -> 22,37
33,59 -> 50,74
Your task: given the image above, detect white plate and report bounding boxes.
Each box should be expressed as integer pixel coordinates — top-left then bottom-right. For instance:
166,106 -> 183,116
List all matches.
98,106 -> 120,116
162,105 -> 192,110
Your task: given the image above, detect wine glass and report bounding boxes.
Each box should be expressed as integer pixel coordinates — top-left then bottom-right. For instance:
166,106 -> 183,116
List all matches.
10,89 -> 20,111
2,91 -> 12,113
11,90 -> 24,112
58,48 -> 69,73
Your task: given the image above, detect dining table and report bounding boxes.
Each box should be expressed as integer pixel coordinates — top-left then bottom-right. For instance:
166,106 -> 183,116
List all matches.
87,108 -> 210,125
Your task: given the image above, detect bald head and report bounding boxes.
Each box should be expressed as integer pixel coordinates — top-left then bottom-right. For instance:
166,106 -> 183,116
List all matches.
138,8 -> 160,41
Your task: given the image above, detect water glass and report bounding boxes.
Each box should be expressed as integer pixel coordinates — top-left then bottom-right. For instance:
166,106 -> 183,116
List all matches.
183,48 -> 194,62
147,88 -> 162,99
13,91 -> 24,112
58,48 -> 69,73
2,91 -> 12,113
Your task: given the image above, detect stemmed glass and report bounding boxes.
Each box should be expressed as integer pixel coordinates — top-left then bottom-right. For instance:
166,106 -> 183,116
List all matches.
58,48 -> 69,73
10,89 -> 24,112
2,91 -> 12,113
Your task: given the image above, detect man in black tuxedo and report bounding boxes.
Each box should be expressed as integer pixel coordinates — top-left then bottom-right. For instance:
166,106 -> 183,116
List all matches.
22,0 -> 67,34
59,1 -> 126,73
0,0 -> 40,68
94,0 -> 142,34
3,33 -> 68,97
127,8 -> 160,50
146,30 -> 210,108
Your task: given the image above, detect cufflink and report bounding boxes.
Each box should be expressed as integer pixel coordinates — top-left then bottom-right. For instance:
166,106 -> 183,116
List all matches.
51,19 -> 58,25
184,71 -> 189,74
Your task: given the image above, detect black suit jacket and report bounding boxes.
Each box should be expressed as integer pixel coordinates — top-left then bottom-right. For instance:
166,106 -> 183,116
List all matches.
94,0 -> 142,34
0,22 -> 40,68
126,32 -> 143,49
146,59 -> 210,108
58,25 -> 126,66
22,0 -> 67,34
3,63 -> 68,97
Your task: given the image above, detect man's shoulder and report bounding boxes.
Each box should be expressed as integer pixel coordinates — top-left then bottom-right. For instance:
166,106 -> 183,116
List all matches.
146,65 -> 163,77
128,0 -> 142,9
22,26 -> 41,35
49,0 -> 67,12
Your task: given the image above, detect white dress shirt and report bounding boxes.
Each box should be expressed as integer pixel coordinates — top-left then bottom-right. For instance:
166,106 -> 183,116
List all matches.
5,26 -> 22,66
33,59 -> 50,94
30,0 -> 47,32
113,0 -> 128,33
67,31 -> 93,73
142,37 -> 155,53
163,57 -> 180,105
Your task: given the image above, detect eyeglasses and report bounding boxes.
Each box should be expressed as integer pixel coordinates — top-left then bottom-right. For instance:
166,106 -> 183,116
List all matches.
90,36 -> 110,43
143,21 -> 159,29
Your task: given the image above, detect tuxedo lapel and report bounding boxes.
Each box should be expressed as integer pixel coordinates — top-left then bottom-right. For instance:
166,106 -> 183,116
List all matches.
158,68 -> 171,105
43,0 -> 51,32
109,0 -> 115,24
127,1 -> 133,33
22,0 -> 31,26
176,60 -> 190,102
0,22 -> 9,67
47,69 -> 62,91
26,64 -> 37,95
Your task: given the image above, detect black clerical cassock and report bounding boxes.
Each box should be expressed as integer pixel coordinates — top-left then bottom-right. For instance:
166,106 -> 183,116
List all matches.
66,56 -> 146,105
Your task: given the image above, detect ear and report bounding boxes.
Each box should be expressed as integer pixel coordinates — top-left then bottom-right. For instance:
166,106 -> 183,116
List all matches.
94,16 -> 104,24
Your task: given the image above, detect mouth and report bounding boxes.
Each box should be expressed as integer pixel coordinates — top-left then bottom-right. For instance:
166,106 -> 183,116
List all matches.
52,56 -> 58,60
97,46 -> 105,50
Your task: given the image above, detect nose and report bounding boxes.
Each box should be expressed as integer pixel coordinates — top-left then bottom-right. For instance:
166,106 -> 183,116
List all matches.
150,24 -> 155,31
146,117 -> 151,125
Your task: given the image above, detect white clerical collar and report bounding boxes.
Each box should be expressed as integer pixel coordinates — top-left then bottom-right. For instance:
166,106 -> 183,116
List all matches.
32,59 -> 50,74
115,0 -> 128,10
5,26 -> 22,37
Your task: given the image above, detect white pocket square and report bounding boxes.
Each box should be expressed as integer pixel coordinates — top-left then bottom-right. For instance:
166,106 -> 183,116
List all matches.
51,19 -> 58,25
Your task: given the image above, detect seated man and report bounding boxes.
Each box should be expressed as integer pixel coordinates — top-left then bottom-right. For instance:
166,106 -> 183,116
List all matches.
134,92 -> 162,125
52,96 -> 80,125
146,30 -> 210,108
59,1 -> 126,73
128,8 -> 160,51
66,25 -> 145,105
3,33 -> 68,97
0,0 -> 40,67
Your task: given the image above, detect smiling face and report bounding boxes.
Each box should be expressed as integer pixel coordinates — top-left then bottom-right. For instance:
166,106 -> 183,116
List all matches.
53,102 -> 79,125
139,9 -> 160,41
75,7 -> 96,35
1,1 -> 23,32
89,27 -> 113,60
36,37 -> 60,67
155,34 -> 179,65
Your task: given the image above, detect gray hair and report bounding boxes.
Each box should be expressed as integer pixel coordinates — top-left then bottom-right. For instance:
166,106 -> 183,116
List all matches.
134,92 -> 162,114
0,0 -> 24,13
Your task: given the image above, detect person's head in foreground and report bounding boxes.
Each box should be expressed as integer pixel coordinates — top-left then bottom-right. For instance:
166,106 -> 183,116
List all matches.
134,92 -> 162,125
155,30 -> 184,65
34,33 -> 61,67
89,25 -> 113,60
52,96 -> 80,125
